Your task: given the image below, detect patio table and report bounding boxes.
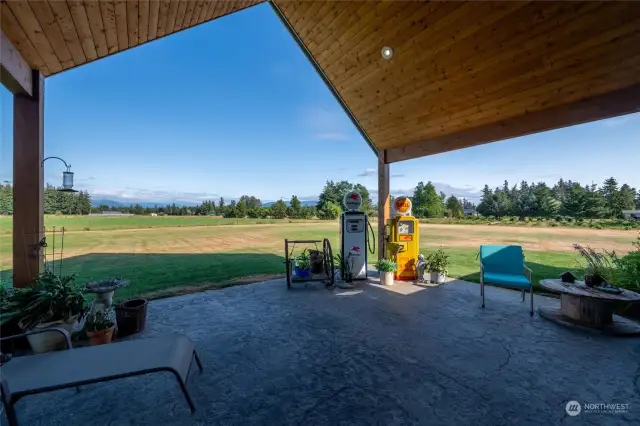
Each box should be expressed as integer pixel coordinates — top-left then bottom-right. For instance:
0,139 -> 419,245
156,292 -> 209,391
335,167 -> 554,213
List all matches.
538,279 -> 640,336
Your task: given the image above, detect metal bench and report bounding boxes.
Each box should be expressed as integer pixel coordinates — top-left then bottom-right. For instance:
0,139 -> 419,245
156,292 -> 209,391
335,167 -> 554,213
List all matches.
1,328 -> 202,426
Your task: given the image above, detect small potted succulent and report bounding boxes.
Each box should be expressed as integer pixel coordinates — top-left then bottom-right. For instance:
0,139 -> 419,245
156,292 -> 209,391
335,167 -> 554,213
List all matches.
375,259 -> 398,286
294,250 -> 312,278
85,308 -> 116,346
426,248 -> 450,284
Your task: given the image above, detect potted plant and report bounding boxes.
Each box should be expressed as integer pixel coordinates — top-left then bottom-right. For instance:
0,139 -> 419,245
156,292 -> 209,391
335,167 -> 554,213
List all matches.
294,250 -> 312,278
334,253 -> 354,283
85,308 -> 116,345
573,244 -> 615,287
375,259 -> 398,286
426,249 -> 450,284
2,271 -> 86,353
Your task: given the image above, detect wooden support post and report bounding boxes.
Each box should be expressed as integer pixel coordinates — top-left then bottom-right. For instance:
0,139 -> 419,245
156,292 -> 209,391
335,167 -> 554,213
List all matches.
377,150 -> 390,262
13,70 -> 44,287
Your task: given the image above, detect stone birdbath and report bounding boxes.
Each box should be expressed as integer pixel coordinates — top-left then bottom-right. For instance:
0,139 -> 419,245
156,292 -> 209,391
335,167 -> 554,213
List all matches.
85,278 -> 130,314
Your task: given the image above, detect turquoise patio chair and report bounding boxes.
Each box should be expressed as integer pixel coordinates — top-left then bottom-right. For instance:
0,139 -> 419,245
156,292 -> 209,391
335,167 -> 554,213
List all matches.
479,245 -> 533,315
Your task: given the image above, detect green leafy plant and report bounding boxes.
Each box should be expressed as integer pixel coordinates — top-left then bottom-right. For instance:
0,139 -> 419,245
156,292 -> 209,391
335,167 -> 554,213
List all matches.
610,235 -> 640,289
295,250 -> 311,270
426,248 -> 450,274
374,259 -> 398,273
1,270 -> 86,330
572,243 -> 617,284
85,308 -> 115,333
0,279 -> 15,321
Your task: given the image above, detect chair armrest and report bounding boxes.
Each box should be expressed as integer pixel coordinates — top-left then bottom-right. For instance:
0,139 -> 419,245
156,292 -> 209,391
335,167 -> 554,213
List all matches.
524,266 -> 532,282
0,327 -> 73,350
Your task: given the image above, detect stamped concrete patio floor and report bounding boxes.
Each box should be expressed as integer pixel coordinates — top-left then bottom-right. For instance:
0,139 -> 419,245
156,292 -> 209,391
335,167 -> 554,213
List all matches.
10,278 -> 640,426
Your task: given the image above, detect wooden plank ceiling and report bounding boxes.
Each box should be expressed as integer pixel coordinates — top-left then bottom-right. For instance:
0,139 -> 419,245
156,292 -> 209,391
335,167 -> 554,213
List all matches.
274,0 -> 640,162
2,1 -> 640,162
0,0 -> 264,76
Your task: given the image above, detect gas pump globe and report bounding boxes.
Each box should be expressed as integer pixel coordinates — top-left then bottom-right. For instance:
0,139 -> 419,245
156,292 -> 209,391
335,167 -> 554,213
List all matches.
385,196 -> 420,281
339,191 -> 375,281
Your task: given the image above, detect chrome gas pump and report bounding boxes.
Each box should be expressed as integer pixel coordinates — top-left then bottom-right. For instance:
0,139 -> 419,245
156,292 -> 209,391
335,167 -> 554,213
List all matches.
339,191 -> 375,281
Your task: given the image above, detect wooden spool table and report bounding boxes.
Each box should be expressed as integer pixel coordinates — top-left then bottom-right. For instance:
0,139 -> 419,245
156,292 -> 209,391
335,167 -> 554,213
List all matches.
538,279 -> 640,336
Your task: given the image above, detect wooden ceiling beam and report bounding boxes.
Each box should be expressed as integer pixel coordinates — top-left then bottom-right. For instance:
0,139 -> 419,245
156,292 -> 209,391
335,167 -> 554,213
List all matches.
385,84 -> 640,163
0,29 -> 33,95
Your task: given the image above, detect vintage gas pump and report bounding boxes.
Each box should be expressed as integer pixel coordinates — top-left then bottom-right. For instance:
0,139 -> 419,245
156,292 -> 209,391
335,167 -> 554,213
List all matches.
339,191 -> 376,280
385,196 -> 420,281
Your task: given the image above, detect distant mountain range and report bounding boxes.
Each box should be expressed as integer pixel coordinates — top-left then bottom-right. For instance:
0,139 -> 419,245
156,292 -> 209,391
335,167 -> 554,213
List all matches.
90,182 -> 481,208
91,198 -> 199,208
91,198 -> 319,208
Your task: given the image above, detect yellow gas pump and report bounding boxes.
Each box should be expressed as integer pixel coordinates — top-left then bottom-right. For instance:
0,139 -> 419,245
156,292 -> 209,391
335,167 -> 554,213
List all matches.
385,196 -> 420,281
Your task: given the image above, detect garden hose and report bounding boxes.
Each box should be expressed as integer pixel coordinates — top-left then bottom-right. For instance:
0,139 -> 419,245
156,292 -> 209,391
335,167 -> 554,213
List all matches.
367,219 -> 376,255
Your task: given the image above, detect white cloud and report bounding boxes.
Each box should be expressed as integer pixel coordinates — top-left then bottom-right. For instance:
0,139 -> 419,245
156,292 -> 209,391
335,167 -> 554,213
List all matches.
358,168 -> 376,177
301,105 -> 355,142
89,187 -> 220,204
314,132 -> 350,141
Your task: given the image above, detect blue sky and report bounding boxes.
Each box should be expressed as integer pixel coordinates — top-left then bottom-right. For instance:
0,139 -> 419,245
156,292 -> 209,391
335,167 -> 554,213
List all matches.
1,3 -> 639,204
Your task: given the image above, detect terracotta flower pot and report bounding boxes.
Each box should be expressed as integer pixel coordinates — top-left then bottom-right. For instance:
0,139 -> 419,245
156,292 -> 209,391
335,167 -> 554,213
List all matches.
87,326 -> 115,346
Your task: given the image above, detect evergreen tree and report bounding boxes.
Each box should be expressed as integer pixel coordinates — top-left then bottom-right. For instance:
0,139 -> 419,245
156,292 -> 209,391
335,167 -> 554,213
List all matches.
236,200 -> 247,218
270,199 -> 288,219
445,195 -> 463,218
289,195 -> 302,219
620,184 -> 637,211
476,185 -> 495,217
422,182 -> 444,218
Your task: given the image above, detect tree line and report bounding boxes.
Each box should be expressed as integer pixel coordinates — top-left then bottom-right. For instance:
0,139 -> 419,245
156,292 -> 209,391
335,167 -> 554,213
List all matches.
0,183 -> 92,215
406,177 -> 640,220
476,177 -> 639,219
1,177 -> 637,220
93,195 -> 317,219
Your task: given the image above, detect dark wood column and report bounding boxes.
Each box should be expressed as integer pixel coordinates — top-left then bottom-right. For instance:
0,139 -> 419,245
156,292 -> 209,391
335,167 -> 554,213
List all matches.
377,150 -> 390,262
13,70 -> 44,287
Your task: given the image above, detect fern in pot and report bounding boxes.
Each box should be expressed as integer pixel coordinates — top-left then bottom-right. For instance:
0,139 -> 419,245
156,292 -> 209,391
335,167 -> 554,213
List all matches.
375,259 -> 398,286
426,249 -> 450,284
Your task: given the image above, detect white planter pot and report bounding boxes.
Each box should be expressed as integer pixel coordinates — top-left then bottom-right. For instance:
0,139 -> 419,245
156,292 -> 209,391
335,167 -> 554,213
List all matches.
429,272 -> 446,284
27,317 -> 78,354
380,271 -> 394,286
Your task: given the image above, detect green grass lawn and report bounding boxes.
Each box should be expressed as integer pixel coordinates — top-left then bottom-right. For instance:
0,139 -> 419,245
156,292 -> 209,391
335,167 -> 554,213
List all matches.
1,215 -> 634,301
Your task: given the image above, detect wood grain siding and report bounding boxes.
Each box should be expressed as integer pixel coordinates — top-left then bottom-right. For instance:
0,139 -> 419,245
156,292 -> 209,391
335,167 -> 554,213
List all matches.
1,0 -> 262,76
6,0 -> 62,73
274,0 -> 640,160
3,0 -> 637,163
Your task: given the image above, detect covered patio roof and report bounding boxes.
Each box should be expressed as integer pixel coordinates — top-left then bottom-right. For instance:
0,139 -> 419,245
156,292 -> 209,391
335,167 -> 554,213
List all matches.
2,0 -> 640,284
3,1 -> 639,161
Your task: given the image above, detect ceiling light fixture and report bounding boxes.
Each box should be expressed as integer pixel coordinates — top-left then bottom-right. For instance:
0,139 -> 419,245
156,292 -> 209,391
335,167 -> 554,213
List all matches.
381,46 -> 394,60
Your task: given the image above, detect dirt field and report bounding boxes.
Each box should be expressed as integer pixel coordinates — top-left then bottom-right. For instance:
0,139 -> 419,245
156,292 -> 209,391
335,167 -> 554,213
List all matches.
420,224 -> 636,252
